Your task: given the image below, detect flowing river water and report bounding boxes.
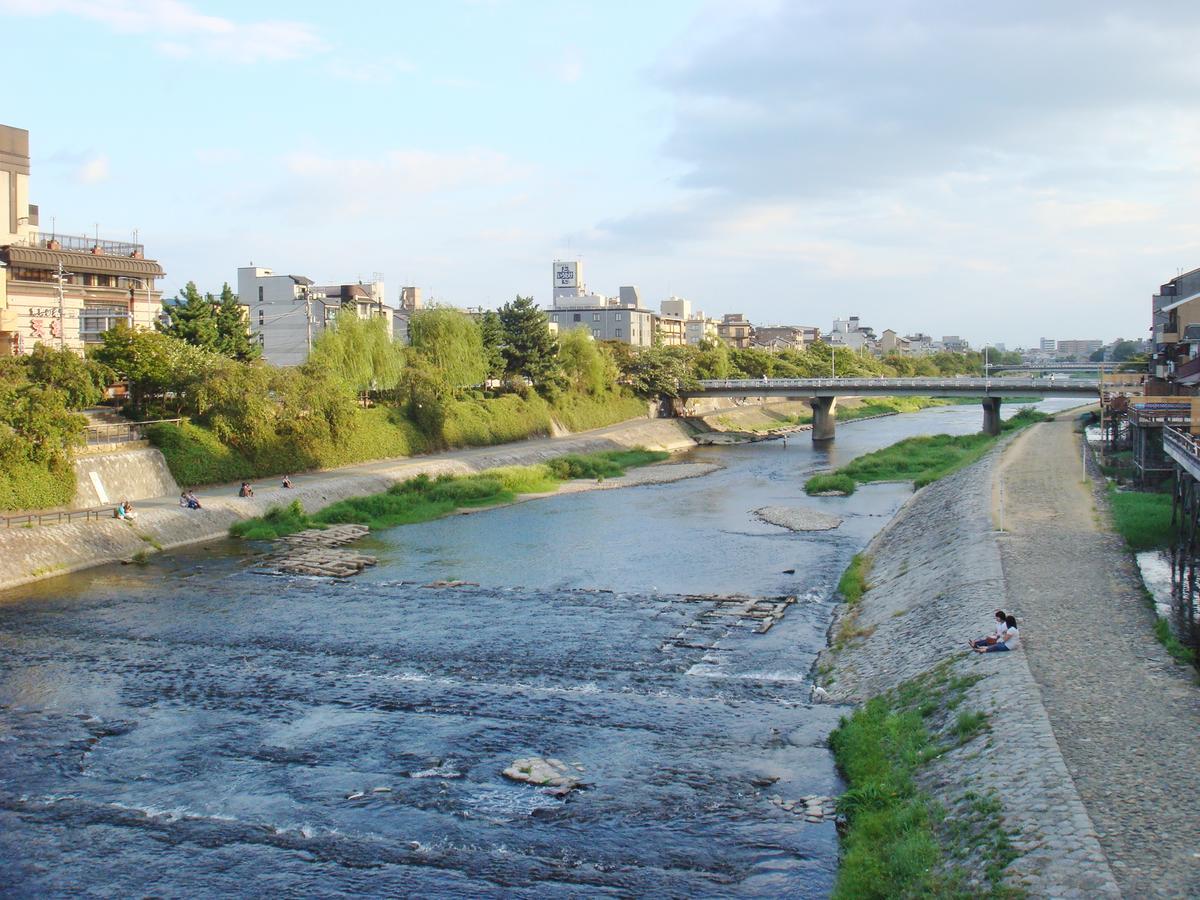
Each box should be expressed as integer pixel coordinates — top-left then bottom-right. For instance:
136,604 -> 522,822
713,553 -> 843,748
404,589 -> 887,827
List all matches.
0,401 -> 1077,898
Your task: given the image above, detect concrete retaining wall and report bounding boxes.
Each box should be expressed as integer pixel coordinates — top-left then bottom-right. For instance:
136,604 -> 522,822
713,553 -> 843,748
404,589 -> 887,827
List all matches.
0,417 -> 700,594
71,447 -> 180,508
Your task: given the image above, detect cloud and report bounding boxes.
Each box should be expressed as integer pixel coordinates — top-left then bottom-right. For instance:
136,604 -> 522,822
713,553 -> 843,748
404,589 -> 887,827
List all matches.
0,0 -> 323,62
76,156 -> 110,184
266,148 -> 534,217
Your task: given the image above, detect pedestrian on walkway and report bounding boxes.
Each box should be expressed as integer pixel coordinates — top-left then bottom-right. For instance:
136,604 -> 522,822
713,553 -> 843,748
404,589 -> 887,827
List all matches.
968,609 -> 1007,649
975,615 -> 1018,653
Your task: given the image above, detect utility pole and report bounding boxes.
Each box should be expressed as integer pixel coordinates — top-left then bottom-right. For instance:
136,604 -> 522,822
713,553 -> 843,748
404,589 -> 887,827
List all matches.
56,261 -> 66,350
305,289 -> 313,354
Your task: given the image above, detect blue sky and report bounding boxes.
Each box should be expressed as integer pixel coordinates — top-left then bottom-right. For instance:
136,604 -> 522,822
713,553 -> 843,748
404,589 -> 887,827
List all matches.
2,0 -> 1194,347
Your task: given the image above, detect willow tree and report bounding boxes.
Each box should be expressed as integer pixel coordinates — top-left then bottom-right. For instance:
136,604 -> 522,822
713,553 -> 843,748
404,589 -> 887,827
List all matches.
407,306 -> 486,389
306,310 -> 404,395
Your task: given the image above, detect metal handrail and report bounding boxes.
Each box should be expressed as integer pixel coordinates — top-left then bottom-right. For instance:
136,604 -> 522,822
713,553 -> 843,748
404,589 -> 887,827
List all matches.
1165,426 -> 1200,459
84,417 -> 182,444
1,505 -> 120,528
695,377 -> 1100,391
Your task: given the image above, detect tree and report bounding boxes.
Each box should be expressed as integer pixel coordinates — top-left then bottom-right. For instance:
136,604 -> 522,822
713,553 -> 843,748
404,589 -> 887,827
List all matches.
93,324 -> 213,413
25,344 -> 111,409
478,309 -> 506,380
498,295 -> 559,387
214,283 -> 260,361
693,337 -> 732,380
306,311 -> 404,395
407,307 -> 486,390
161,281 -> 219,350
620,346 -> 698,398
558,328 -> 616,396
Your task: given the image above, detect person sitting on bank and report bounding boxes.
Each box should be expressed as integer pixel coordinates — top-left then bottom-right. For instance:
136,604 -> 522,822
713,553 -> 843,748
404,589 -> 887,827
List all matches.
116,499 -> 137,522
968,610 -> 1007,650
179,491 -> 190,509
281,475 -> 293,489
975,615 -> 1019,653
238,482 -> 254,498
185,490 -> 202,510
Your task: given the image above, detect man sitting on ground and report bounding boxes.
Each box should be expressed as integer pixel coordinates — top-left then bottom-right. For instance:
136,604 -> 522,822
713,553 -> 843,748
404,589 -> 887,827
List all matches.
975,615 -> 1019,653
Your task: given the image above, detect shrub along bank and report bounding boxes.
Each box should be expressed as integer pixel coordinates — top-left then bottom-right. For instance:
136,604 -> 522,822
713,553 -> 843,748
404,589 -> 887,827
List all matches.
829,661 -> 1012,899
229,449 -> 669,540
806,408 -> 1051,495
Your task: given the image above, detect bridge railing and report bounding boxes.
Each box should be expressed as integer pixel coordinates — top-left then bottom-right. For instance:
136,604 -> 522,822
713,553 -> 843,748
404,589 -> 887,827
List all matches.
694,377 -> 1099,391
1165,426 -> 1200,468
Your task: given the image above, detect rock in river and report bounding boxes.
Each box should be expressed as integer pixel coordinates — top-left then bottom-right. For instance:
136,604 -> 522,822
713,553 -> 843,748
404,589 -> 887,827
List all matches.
502,757 -> 584,793
755,506 -> 843,532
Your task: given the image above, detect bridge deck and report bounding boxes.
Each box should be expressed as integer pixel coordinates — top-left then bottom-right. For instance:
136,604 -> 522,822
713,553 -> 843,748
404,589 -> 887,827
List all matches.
1164,427 -> 1200,481
684,377 -> 1098,399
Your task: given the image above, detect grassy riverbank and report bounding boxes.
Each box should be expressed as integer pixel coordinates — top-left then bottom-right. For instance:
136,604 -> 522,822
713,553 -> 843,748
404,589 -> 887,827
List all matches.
1106,487 -> 1195,665
830,661 -> 1015,899
230,449 -> 668,540
806,408 -> 1051,495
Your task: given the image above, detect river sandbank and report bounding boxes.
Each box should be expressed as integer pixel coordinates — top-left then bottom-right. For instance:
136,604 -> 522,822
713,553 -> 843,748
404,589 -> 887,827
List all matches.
815,428 -> 1121,897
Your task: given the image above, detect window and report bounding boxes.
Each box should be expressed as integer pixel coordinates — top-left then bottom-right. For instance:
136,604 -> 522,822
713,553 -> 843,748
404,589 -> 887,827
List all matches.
593,312 -> 601,321
592,329 -> 599,338
615,312 -> 623,320
573,313 -> 581,322
258,286 -> 264,302
615,327 -> 623,337
258,309 -> 264,325
80,306 -> 130,344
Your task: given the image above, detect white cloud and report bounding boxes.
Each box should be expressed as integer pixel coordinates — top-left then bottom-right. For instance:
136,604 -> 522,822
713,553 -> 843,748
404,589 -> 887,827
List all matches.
0,0 -> 323,62
76,155 -> 109,184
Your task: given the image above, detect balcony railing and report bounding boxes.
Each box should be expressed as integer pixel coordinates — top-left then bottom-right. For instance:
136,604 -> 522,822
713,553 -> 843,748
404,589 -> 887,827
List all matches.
1128,404 -> 1194,427
15,231 -> 144,257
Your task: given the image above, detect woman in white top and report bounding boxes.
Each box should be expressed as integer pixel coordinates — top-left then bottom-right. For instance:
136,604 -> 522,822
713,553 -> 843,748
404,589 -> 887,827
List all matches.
976,615 -> 1018,652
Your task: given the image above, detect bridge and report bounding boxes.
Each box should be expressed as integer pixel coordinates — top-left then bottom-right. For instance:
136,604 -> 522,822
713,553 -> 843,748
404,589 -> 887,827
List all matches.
983,362 -> 1104,373
681,377 -> 1098,440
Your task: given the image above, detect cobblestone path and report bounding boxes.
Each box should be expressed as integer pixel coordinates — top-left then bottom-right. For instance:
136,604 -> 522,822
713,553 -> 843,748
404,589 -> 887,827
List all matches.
997,417 -> 1200,898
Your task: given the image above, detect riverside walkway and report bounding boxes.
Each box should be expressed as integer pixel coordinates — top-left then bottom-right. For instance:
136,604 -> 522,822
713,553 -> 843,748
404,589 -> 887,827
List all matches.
997,416 -> 1200,898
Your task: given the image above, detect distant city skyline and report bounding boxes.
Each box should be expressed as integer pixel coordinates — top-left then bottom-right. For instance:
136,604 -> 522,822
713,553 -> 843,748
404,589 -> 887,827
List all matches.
1,1 -> 1188,347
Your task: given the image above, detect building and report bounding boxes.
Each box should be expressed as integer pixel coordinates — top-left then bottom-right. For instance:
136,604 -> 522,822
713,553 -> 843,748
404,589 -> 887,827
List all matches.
238,266 -> 393,366
655,314 -> 685,346
546,261 -> 654,346
0,124 -> 165,355
684,313 -> 719,346
828,316 -> 877,352
548,305 -> 654,346
1151,267 -> 1200,386
753,325 -> 819,351
879,329 -> 912,354
1039,337 -> 1056,353
1056,339 -> 1103,360
660,295 -> 691,320
941,335 -> 970,353
718,313 -> 753,348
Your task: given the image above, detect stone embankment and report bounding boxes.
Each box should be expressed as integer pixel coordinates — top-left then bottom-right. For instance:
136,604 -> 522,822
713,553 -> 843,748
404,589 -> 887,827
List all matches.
816,436 -> 1121,898
0,417 -> 699,593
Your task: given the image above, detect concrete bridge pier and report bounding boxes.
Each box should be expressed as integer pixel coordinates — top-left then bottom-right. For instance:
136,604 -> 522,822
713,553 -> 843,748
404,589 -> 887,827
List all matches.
811,396 -> 837,441
982,396 -> 1002,436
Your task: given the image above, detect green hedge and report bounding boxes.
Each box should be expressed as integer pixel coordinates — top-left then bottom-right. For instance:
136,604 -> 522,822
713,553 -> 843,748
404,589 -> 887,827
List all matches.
0,460 -> 77,512
551,391 -> 647,433
146,420 -> 256,487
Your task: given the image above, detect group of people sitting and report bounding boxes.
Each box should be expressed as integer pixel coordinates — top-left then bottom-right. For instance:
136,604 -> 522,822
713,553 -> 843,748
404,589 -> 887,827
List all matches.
179,490 -> 202,510
114,499 -> 137,521
969,609 -> 1020,653
238,482 -> 255,498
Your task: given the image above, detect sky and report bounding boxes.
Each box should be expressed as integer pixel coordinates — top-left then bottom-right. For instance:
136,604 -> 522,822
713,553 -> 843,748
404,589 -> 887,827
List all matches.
2,0 -> 1196,348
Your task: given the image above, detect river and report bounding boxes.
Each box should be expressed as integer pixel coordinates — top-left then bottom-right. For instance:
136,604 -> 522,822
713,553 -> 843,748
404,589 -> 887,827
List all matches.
0,401 -> 1078,898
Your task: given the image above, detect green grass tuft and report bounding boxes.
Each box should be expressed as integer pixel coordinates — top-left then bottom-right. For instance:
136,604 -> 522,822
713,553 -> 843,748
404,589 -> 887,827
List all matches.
1109,489 -> 1173,551
838,553 -> 872,605
229,500 -> 315,540
805,473 -> 858,496
1154,617 -> 1196,664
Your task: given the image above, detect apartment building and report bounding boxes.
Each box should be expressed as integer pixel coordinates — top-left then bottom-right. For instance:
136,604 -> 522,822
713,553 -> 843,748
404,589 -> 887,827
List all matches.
0,124 -> 165,355
547,261 -> 654,346
718,313 -> 753,348
753,325 -> 819,351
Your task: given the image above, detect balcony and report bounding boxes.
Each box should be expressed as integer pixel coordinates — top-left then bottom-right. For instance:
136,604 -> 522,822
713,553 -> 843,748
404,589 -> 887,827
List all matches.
14,231 -> 144,257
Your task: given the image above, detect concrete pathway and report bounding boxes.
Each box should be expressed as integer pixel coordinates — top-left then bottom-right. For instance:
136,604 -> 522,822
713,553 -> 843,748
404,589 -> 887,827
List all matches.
997,417 -> 1200,898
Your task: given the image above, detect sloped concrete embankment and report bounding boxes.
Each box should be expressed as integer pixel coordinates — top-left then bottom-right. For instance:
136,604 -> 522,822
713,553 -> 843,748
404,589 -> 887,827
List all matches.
817,441 -> 1121,898
0,418 -> 699,594
71,446 -> 180,508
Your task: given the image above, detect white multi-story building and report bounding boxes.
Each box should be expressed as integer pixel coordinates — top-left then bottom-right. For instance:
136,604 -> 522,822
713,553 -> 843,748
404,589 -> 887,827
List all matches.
828,316 -> 877,352
548,261 -> 654,346
238,265 -> 393,366
684,312 -> 719,346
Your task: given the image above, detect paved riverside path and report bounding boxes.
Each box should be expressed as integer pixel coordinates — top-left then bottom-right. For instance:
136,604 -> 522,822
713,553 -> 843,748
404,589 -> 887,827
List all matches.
997,417 -> 1200,898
